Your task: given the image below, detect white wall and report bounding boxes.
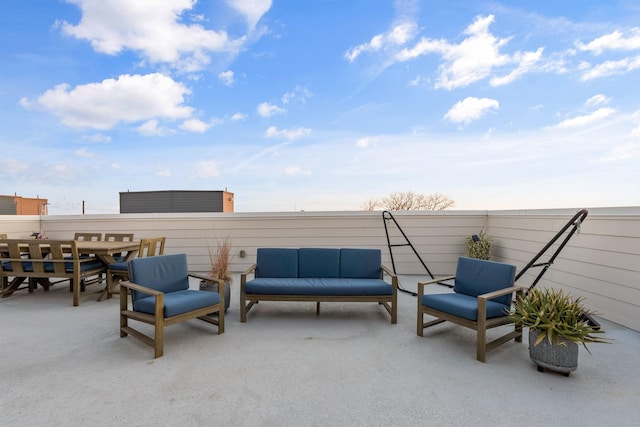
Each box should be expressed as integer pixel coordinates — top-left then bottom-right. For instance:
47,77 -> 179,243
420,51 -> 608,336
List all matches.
2,207 -> 638,331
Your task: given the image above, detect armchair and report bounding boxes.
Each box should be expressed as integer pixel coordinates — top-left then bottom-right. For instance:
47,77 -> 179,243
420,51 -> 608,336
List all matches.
119,254 -> 224,358
417,256 -> 523,362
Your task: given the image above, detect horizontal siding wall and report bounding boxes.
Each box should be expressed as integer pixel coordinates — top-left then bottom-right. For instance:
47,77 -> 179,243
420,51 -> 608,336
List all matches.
35,211 -> 487,276
2,207 -> 638,331
0,215 -> 42,237
487,208 -> 640,332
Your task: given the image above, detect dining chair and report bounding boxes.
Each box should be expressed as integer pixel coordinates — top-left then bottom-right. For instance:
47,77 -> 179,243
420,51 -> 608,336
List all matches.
105,237 -> 166,300
74,232 -> 103,241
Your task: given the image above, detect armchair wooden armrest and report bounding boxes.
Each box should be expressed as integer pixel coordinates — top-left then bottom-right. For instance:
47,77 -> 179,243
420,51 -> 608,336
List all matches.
477,286 -> 525,302
417,275 -> 456,296
119,280 -> 163,298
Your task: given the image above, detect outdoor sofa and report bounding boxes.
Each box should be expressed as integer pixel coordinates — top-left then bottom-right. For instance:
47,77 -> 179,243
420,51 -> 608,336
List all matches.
240,248 -> 398,323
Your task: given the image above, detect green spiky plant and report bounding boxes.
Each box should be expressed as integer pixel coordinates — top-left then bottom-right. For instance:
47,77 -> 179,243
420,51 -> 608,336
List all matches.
510,288 -> 609,353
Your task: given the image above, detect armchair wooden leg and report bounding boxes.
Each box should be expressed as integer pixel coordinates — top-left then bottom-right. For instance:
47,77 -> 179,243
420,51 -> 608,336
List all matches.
154,321 -> 164,359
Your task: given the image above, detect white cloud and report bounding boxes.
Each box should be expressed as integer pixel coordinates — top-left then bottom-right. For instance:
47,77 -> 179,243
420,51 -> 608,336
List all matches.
219,70 -> 234,86
29,73 -> 193,130
60,0 -> 244,72
226,0 -> 272,30
554,107 -> 616,129
74,148 -> 94,158
265,126 -> 311,140
231,112 -> 247,121
444,97 -> 499,124
282,86 -> 313,104
576,28 -> 640,54
585,94 -> 611,107
356,137 -> 374,148
180,118 -> 211,133
137,119 -> 167,136
345,21 -> 417,62
196,161 -> 220,178
257,102 -> 286,117
598,142 -> 640,162
396,15 -> 542,90
0,158 -> 29,176
282,166 -> 311,176
490,48 -> 544,86
581,55 -> 640,81
156,169 -> 172,177
82,133 -> 112,143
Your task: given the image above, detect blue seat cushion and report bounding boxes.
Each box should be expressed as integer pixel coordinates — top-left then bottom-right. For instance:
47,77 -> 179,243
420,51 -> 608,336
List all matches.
245,278 -> 392,296
107,260 -> 129,271
256,248 -> 299,278
134,289 -> 221,317
339,248 -> 381,279
3,259 -> 103,273
65,259 -> 105,272
298,248 -> 340,278
454,257 -> 516,306
421,293 -> 510,321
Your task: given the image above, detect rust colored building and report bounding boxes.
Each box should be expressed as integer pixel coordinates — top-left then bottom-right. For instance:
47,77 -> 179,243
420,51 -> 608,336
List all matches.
0,195 -> 48,215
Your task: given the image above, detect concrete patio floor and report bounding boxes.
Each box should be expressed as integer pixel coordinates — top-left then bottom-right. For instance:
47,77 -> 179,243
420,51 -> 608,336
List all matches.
1,275 -> 638,427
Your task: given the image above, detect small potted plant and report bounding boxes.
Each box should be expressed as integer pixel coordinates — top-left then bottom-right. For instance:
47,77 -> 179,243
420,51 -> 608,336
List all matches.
200,237 -> 233,312
510,287 -> 608,376
464,230 -> 492,260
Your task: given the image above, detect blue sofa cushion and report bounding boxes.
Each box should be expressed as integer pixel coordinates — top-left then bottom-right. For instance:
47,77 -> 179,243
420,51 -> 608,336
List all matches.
129,254 -> 190,302
454,257 -> 516,306
339,248 -> 381,279
256,248 -> 298,278
3,261 -> 57,273
245,278 -> 392,296
135,289 -> 221,317
298,248 -> 340,278
421,293 -> 510,321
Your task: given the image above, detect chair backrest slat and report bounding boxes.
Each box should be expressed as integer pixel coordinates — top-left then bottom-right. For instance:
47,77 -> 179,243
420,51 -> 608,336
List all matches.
74,233 -> 102,242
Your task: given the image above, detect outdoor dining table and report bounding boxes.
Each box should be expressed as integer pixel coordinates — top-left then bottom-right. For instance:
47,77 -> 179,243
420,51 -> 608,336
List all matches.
75,240 -> 140,302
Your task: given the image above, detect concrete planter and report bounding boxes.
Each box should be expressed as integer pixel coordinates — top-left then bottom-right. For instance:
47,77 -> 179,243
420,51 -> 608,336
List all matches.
200,280 -> 231,312
529,328 -> 578,376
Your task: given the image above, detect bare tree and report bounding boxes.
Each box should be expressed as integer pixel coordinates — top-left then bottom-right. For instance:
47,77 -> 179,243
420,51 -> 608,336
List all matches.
363,191 -> 455,211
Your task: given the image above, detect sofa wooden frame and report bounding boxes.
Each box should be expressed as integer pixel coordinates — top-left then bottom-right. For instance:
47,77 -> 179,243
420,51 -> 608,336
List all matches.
0,239 -> 107,306
240,264 -> 398,324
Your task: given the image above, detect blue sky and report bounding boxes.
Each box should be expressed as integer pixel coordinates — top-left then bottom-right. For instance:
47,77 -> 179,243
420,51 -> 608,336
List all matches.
2,0 -> 640,214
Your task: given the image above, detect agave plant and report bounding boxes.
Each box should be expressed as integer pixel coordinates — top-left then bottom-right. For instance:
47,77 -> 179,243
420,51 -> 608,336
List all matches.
510,288 -> 608,353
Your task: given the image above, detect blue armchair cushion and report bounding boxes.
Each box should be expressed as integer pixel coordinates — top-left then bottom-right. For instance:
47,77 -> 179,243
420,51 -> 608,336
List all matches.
298,248 -> 340,278
421,293 -> 511,321
245,278 -> 392,296
135,289 -> 221,317
339,248 -> 381,279
128,254 -> 190,302
256,248 -> 298,278
453,257 -> 516,306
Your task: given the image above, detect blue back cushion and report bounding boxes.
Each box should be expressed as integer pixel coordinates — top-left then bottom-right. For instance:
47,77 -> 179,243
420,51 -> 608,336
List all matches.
454,257 -> 516,306
298,248 -> 340,278
339,248 -> 381,279
129,254 -> 190,302
256,248 -> 299,278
